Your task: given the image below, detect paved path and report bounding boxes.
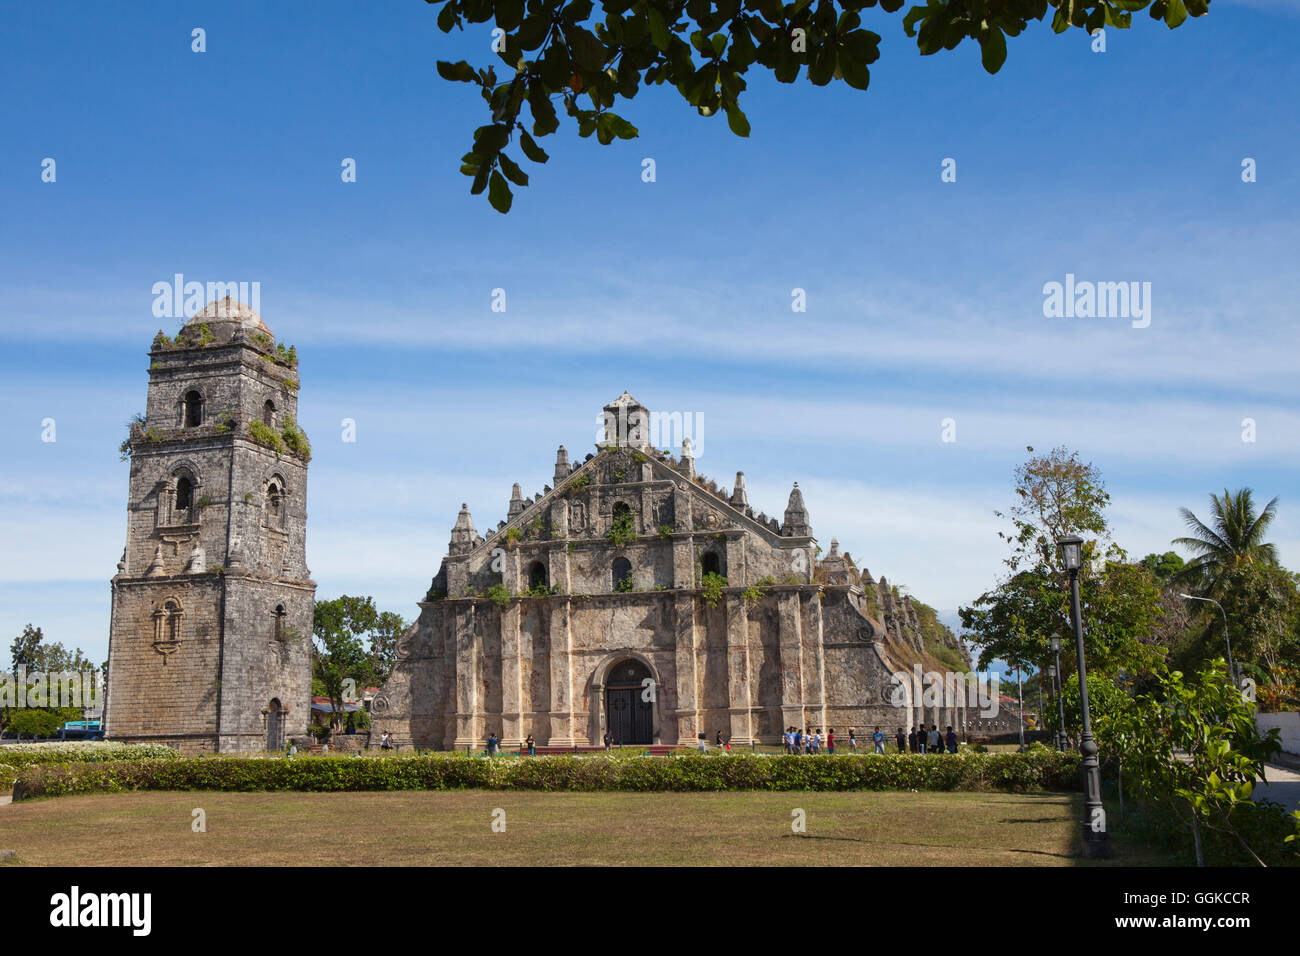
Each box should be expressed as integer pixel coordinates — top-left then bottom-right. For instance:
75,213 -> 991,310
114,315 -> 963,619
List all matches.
1254,763 -> 1300,813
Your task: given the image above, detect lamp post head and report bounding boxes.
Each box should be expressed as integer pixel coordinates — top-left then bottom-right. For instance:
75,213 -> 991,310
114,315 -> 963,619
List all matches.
1050,633 -> 1062,653
1047,664 -> 1057,678
1056,534 -> 1084,572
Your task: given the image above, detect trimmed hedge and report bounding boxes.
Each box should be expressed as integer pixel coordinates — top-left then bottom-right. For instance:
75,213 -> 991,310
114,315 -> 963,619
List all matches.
0,742 -> 179,769
12,750 -> 1082,800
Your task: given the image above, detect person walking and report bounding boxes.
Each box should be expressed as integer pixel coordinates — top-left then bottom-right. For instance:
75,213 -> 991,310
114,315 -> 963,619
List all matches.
872,726 -> 886,754
848,728 -> 857,754
915,726 -> 925,754
895,727 -> 906,753
603,730 -> 613,750
716,729 -> 725,752
794,727 -> 803,753
928,725 -> 941,754
827,728 -> 835,755
945,725 -> 958,753
805,730 -> 814,755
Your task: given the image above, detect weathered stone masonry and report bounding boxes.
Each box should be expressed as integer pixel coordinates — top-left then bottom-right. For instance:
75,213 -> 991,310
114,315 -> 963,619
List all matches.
104,300 -> 314,754
373,392 -> 981,750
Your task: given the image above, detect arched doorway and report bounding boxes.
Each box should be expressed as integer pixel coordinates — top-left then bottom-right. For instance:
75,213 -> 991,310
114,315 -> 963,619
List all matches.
604,659 -> 653,745
265,698 -> 284,751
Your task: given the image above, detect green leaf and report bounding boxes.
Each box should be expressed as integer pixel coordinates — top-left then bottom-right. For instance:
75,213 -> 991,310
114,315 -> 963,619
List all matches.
436,60 -> 479,83
1165,0 -> 1188,27
648,8 -> 670,51
488,170 -> 513,213
838,49 -> 870,90
436,2 -> 458,32
497,151 -> 529,186
519,130 -> 549,163
517,14 -> 550,50
980,27 -> 1007,74
724,102 -> 750,136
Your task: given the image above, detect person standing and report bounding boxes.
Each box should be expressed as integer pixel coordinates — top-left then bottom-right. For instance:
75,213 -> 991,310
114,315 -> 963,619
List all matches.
603,730 -> 612,750
895,727 -> 907,753
928,725 -> 941,754
872,727 -> 886,754
697,732 -> 708,753
915,726 -> 925,754
848,728 -> 857,754
827,728 -> 835,755
716,729 -> 725,751
946,725 -> 958,753
525,733 -> 536,756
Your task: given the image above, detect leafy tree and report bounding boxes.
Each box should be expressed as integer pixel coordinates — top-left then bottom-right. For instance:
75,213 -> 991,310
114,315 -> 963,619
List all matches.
312,596 -> 409,733
1215,562 -> 1300,707
1139,550 -> 1184,586
427,0 -> 1211,210
1172,488 -> 1279,596
961,447 -> 1161,677
1101,659 -> 1292,866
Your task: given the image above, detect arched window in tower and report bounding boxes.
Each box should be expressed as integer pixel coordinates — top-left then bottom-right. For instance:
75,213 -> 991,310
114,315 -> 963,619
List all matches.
527,560 -> 548,592
263,400 -> 275,427
165,600 -> 182,644
273,604 -> 287,642
266,482 -> 284,529
612,557 -> 633,592
175,475 -> 194,514
183,390 -> 203,427
701,550 -> 722,577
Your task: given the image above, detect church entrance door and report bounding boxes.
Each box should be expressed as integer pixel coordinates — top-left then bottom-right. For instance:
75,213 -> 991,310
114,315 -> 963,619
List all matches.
604,660 -> 653,745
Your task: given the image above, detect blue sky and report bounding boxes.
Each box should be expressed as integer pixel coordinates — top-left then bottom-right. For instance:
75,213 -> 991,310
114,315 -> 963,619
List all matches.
1,0 -> 1297,667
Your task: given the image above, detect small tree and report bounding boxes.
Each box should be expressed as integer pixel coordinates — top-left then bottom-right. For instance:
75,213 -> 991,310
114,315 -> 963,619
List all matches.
1103,659 -> 1282,866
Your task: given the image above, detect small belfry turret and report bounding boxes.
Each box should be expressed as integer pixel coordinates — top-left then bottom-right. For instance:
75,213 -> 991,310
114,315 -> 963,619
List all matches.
730,471 -> 749,509
679,438 -> 695,478
450,503 -> 478,554
554,445 -> 571,484
507,484 -> 524,520
599,391 -> 650,449
782,482 -> 811,537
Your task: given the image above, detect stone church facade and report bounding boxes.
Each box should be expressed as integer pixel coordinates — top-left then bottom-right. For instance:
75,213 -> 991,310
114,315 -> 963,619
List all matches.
373,392 -> 978,749
104,300 -> 314,753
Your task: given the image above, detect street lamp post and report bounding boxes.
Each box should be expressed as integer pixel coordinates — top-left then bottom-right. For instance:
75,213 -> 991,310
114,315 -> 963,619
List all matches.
1178,593 -> 1237,688
1050,633 -> 1067,751
1057,534 -> 1111,858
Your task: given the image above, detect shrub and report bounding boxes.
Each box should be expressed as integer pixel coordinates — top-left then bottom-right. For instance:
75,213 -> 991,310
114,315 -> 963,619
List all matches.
485,584 -> 512,608
700,572 -> 727,607
0,741 -> 180,769
11,751 -> 1084,801
248,419 -> 284,453
280,416 -> 312,461
606,508 -> 637,548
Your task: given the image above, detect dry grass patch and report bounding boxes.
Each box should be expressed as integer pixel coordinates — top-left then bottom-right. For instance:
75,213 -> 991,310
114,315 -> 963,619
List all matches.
0,790 -> 1175,866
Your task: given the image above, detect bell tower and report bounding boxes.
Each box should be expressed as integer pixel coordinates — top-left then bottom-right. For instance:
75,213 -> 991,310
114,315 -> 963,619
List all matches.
104,298 -> 315,753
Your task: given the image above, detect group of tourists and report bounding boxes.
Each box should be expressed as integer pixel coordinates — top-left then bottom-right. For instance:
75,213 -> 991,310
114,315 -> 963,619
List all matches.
779,724 -> 961,755
907,725 -> 959,754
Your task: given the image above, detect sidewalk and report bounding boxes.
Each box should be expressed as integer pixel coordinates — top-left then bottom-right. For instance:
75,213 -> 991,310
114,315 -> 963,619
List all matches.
1254,762 -> 1300,813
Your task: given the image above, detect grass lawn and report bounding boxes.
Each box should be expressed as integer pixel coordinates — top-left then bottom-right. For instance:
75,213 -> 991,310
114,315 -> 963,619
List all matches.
0,790 -> 1177,866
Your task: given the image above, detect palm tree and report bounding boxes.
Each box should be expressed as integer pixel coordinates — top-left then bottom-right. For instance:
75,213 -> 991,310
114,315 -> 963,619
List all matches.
1172,488 -> 1278,595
